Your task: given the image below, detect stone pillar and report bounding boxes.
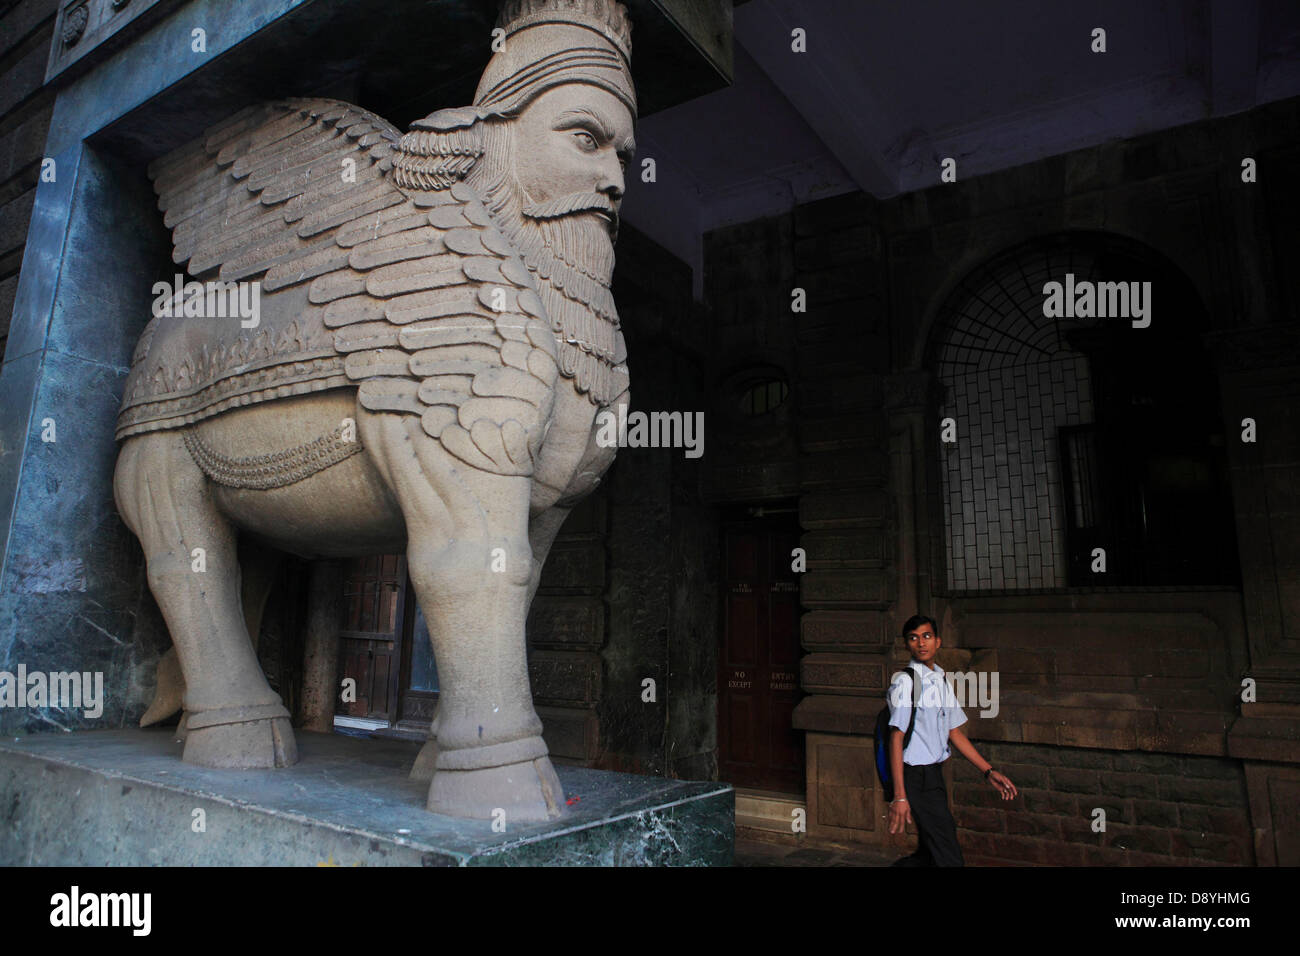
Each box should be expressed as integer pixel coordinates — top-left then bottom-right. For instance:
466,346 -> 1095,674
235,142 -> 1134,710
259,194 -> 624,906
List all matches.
0,0 -> 335,735
885,371 -> 936,623
0,143 -> 171,733
1209,323 -> 1300,865
788,196 -> 897,846
299,560 -> 342,732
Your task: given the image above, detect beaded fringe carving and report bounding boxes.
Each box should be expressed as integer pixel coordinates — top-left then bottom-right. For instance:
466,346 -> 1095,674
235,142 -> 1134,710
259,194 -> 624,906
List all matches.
183,425 -> 363,490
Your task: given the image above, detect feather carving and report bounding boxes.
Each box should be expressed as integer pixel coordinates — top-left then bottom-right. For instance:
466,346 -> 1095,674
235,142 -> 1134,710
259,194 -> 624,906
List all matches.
119,98 -> 561,477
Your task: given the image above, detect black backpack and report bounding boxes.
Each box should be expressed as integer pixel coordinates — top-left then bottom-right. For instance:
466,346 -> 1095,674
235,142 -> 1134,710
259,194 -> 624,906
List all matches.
874,669 -> 921,801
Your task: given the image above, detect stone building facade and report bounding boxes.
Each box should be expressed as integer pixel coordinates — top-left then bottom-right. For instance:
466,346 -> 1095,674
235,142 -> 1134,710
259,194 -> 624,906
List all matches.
696,96 -> 1300,865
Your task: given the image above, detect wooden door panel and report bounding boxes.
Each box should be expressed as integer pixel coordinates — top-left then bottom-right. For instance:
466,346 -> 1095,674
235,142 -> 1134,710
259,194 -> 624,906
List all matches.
336,555 -> 406,724
725,595 -> 757,666
727,531 -> 759,579
769,593 -> 799,668
768,695 -> 801,773
726,692 -> 757,765
371,645 -> 393,716
338,643 -> 373,718
718,510 -> 806,793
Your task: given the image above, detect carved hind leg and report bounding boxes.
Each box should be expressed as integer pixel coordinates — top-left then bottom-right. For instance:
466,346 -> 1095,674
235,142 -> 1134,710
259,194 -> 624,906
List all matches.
141,540 -> 283,739
362,413 -> 561,820
114,432 -> 296,768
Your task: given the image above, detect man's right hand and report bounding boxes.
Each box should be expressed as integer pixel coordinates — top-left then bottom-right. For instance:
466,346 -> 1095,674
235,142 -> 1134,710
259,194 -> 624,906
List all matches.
888,798 -> 912,834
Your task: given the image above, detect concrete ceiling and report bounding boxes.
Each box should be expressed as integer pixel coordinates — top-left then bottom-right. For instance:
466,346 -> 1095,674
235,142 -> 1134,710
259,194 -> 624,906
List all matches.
619,0 -> 1300,296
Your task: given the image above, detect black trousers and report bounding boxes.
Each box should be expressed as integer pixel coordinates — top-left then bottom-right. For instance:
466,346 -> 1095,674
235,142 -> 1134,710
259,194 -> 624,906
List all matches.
892,761 -> 965,867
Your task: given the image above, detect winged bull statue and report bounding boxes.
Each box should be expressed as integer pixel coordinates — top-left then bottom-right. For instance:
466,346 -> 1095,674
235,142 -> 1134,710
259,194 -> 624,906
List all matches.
113,0 -> 638,821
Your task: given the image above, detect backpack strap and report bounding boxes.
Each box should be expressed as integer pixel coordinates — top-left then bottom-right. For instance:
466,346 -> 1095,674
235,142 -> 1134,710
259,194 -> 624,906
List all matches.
901,669 -> 921,754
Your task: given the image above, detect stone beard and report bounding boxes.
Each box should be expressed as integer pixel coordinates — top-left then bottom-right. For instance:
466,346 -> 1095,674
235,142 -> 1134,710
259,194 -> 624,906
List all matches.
468,119 -> 626,407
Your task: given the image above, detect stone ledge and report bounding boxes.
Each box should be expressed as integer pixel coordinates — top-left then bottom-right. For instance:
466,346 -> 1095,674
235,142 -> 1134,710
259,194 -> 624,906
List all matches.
793,692 -> 1240,758
0,729 -> 733,866
1227,713 -> 1300,764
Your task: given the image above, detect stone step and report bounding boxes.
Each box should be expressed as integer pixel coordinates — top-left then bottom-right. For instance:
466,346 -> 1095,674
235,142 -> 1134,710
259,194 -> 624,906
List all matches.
734,788 -> 806,833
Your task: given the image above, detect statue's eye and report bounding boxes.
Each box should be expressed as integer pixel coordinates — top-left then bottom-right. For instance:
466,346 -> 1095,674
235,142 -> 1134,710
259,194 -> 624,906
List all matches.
573,130 -> 597,151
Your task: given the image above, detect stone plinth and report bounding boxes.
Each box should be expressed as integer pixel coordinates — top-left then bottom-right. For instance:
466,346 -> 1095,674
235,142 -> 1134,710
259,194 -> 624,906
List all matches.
0,730 -> 733,866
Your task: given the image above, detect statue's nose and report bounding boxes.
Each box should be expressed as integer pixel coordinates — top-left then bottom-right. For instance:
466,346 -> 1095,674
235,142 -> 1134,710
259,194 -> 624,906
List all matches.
597,155 -> 625,204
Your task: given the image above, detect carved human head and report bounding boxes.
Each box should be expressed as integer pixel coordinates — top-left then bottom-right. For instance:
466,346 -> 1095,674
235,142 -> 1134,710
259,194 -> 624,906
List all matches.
393,0 -> 636,287
394,0 -> 636,207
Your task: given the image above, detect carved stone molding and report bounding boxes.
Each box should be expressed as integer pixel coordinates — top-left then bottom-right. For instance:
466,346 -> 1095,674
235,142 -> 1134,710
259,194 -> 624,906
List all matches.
60,4 -> 88,46
48,0 -> 180,83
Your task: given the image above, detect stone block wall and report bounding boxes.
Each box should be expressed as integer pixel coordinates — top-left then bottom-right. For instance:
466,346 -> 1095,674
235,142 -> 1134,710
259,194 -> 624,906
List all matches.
0,0 -> 57,361
530,224 -> 717,779
531,494 -> 608,765
786,198 -> 903,786
950,743 -> 1253,866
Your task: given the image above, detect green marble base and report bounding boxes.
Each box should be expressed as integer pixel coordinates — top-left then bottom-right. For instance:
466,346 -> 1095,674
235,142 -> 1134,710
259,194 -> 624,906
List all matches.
0,729 -> 733,866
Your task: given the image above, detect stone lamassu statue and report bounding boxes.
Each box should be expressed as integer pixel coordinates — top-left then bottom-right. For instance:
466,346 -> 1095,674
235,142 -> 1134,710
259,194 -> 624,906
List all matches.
113,0 -> 636,821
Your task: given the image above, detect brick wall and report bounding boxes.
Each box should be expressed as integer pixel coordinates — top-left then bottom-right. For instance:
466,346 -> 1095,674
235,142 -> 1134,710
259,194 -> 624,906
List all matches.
952,742 -> 1253,865
0,0 -> 57,361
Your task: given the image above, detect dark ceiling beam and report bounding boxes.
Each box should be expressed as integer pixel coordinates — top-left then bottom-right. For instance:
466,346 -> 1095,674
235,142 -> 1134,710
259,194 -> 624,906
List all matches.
1207,0 -> 1259,115
89,0 -> 732,166
631,0 -> 733,114
733,0 -> 898,197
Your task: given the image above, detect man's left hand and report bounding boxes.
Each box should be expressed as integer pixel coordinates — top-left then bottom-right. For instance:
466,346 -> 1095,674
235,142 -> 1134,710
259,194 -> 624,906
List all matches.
988,770 -> 1017,800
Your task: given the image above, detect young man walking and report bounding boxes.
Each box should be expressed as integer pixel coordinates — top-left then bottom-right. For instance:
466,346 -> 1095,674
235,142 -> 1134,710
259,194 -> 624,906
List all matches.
887,614 -> 1017,866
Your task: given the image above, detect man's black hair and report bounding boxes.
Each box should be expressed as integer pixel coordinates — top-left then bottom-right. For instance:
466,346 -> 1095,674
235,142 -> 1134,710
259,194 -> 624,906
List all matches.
901,614 -> 939,640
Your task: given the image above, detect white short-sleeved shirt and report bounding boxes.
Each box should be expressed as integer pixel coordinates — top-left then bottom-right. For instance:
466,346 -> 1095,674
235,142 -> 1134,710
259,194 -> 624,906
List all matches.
887,660 -> 967,766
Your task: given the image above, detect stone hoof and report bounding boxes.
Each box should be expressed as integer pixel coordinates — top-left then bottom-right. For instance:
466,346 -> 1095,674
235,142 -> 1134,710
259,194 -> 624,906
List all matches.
181,705 -> 298,769
140,647 -> 185,728
409,735 -> 439,782
427,751 -> 564,822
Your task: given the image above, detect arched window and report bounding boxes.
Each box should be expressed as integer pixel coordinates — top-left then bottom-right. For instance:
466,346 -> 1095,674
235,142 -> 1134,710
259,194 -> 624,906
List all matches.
930,233 -> 1238,591
739,376 -> 789,416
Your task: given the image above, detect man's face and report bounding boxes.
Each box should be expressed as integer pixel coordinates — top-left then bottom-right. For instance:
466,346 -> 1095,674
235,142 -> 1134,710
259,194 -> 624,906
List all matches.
510,83 -> 636,232
905,622 -> 941,665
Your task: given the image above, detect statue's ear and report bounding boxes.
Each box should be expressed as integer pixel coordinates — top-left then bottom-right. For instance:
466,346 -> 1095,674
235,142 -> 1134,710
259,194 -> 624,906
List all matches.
392,108 -> 489,191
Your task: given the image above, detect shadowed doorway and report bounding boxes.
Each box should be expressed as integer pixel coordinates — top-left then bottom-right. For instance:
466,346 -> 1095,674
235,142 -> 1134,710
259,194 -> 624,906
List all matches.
717,503 -> 805,793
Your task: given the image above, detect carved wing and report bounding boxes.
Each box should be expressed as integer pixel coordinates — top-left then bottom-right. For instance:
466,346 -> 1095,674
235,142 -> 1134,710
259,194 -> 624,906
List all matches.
146,98 -> 559,477
151,97 -> 406,283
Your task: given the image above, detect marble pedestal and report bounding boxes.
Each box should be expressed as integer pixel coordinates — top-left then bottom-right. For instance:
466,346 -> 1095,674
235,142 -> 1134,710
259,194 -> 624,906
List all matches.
0,729 -> 733,866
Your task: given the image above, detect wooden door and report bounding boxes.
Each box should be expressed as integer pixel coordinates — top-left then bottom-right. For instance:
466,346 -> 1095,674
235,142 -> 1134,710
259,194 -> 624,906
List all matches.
336,554 -> 406,723
718,511 -> 804,793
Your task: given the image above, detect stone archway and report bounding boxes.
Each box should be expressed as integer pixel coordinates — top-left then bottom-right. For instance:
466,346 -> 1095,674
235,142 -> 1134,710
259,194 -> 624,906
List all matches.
924,230 -> 1235,592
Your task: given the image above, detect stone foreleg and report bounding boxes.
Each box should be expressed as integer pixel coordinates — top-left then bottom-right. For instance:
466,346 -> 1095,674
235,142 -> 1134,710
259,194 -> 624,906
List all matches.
360,412 -> 561,821
410,502 -> 573,782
